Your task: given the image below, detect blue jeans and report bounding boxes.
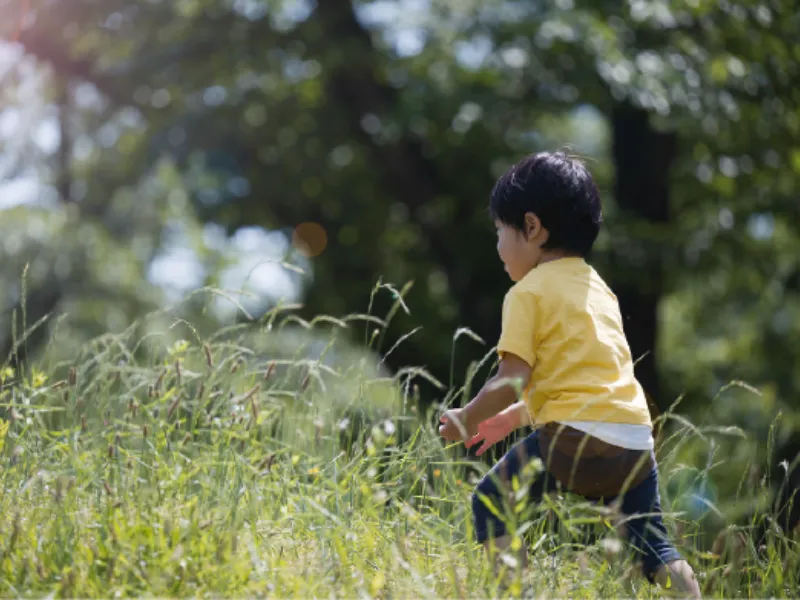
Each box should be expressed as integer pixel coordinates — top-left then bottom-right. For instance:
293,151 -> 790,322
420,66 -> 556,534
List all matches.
472,427 -> 682,582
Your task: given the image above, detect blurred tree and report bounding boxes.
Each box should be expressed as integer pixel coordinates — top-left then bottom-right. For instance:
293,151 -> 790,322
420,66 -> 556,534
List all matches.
0,0 -> 797,468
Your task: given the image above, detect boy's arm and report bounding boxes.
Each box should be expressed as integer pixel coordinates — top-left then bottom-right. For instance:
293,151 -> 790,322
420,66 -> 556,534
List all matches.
501,400 -> 532,429
463,353 -> 532,430
464,400 -> 531,455
439,353 -> 532,441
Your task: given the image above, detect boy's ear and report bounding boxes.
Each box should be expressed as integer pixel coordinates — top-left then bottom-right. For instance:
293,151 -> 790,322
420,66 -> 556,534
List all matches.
523,212 -> 545,242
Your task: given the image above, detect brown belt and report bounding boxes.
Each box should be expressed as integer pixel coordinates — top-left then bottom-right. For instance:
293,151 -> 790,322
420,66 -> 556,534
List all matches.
537,422 -> 654,499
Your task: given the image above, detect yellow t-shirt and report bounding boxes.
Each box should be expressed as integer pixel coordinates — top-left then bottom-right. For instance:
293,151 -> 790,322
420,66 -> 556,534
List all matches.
496,257 -> 652,427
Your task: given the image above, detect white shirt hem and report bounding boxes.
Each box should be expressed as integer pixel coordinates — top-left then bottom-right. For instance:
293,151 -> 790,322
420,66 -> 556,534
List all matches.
558,420 -> 654,451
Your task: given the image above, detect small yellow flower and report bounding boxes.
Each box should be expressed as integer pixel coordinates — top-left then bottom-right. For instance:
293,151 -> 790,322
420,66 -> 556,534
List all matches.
0,367 -> 14,383
456,479 -> 462,485
307,466 -> 320,475
433,469 -> 441,477
0,419 -> 8,453
31,370 -> 47,388
168,339 -> 190,356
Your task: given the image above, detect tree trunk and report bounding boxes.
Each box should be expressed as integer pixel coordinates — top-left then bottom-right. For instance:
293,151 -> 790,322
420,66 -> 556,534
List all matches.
610,102 -> 677,429
305,0 -> 504,398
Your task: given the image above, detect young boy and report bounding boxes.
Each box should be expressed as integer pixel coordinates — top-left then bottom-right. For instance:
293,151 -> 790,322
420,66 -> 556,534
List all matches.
439,151 -> 701,597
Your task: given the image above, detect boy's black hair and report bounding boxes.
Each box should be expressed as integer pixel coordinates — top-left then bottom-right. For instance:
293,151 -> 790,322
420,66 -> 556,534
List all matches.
489,151 -> 602,257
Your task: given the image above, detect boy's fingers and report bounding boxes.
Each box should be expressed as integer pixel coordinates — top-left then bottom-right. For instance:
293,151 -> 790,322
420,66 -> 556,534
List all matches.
464,433 -> 483,448
474,435 -> 500,456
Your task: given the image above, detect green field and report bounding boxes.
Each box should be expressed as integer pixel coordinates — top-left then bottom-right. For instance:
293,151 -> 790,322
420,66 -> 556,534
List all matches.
1,300 -> 797,598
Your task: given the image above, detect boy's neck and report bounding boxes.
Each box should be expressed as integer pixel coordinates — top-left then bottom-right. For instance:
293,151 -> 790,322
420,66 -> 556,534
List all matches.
517,250 -> 581,281
536,249 -> 580,267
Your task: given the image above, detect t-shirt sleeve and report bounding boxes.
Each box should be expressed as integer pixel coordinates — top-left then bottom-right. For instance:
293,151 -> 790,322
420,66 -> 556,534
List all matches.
496,287 -> 537,368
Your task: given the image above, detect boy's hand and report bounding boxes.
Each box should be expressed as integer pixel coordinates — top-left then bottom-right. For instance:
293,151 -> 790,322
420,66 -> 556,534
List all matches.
438,408 -> 475,442
439,353 -> 531,446
465,410 -> 518,456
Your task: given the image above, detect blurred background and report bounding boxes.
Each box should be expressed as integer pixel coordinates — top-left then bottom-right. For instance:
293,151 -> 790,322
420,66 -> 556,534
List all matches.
0,0 -> 798,521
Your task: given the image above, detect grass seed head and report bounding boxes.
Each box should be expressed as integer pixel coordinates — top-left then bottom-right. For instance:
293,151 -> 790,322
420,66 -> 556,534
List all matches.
155,369 -> 166,392
251,397 -> 259,419
168,394 -> 182,419
264,361 -> 275,380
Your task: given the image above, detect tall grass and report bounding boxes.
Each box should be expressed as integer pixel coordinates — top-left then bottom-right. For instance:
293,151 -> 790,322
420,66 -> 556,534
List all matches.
0,288 -> 798,598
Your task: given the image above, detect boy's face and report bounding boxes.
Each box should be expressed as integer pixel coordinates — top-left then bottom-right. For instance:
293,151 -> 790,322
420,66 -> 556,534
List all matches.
495,215 -> 544,282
